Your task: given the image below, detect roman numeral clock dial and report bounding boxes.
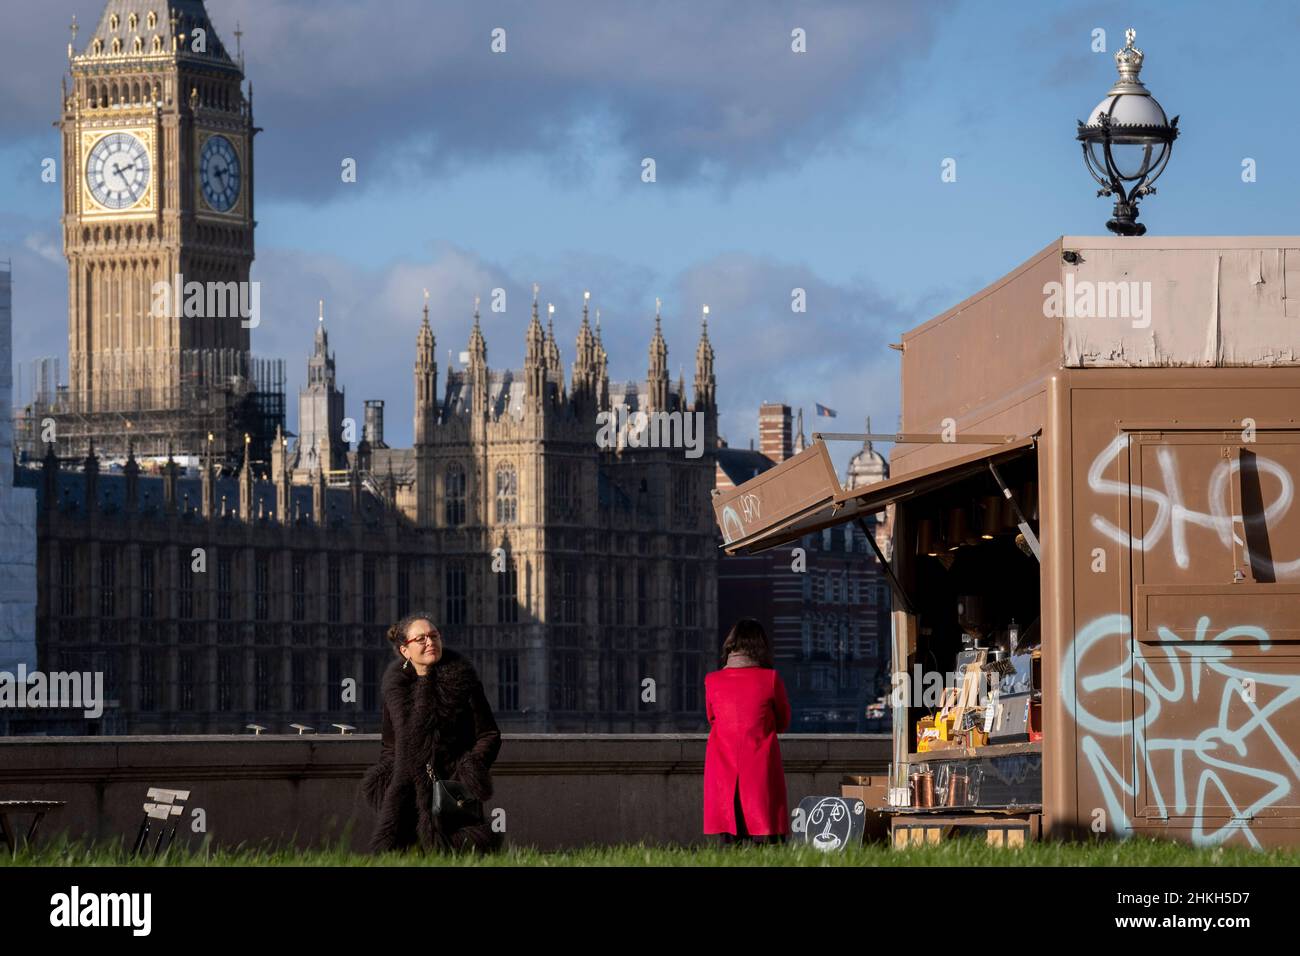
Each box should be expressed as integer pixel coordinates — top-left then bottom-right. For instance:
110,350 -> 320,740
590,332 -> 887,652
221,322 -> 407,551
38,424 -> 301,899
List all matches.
200,134 -> 242,213
86,132 -> 151,210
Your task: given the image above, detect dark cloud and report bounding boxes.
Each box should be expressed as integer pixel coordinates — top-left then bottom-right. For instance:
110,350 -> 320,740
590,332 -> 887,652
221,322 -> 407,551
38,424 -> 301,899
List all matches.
4,1 -> 951,199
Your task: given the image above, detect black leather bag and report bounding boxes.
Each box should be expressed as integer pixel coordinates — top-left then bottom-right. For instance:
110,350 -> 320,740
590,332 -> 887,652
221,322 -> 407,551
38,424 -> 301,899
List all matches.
425,762 -> 483,828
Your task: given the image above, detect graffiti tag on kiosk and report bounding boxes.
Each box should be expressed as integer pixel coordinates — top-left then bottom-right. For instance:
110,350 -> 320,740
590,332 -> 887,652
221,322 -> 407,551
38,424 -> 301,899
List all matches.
719,493 -> 762,544
1088,434 -> 1300,577
1062,614 -> 1300,848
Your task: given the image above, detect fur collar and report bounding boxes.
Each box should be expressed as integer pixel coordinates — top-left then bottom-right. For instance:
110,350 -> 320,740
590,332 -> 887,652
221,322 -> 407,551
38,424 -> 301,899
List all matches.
381,647 -> 480,726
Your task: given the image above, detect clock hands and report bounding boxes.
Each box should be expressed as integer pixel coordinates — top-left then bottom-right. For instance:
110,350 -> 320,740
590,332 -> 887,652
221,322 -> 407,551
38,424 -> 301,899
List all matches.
110,161 -> 137,189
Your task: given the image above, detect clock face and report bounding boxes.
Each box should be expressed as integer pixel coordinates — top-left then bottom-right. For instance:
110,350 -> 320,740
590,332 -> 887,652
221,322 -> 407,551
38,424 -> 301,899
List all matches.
200,135 -> 242,213
86,132 -> 151,210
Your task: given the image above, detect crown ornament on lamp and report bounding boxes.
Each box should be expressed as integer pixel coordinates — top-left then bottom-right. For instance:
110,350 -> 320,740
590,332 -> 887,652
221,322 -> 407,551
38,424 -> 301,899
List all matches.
1077,28 -> 1179,236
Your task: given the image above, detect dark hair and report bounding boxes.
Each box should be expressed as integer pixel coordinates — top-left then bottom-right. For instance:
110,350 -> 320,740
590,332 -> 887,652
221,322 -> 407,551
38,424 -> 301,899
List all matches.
385,612 -> 442,658
719,618 -> 774,668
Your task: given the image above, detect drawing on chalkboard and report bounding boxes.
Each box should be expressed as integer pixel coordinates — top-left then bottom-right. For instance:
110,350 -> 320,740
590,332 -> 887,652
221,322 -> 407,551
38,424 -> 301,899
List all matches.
808,797 -> 851,851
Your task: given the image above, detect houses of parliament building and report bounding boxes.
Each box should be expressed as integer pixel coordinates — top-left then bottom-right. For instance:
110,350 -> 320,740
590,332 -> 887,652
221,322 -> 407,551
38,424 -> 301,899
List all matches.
14,0 -> 719,734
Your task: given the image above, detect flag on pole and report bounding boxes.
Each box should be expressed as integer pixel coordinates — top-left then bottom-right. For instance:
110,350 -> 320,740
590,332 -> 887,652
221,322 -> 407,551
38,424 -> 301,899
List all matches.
815,403 -> 837,418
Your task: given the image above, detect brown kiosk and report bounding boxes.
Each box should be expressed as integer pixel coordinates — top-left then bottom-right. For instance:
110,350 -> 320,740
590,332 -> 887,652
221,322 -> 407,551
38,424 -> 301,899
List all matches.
714,237 -> 1300,849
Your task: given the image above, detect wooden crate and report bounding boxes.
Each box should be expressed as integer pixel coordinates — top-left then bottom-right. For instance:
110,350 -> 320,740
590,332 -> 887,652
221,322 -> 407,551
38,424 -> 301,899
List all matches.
891,811 -> 1041,849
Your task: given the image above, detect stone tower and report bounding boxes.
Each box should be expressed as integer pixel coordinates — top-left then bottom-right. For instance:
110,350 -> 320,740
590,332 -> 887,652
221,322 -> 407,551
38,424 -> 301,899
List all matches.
294,301 -> 346,479
56,0 -> 257,461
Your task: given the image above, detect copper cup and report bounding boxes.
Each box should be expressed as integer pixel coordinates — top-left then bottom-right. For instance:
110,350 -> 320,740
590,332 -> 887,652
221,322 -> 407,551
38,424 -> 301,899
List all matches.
947,771 -> 969,807
912,771 -> 935,808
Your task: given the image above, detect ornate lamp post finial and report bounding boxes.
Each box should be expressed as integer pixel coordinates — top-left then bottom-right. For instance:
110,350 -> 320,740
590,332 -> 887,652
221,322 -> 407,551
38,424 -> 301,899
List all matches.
1076,27 -> 1179,236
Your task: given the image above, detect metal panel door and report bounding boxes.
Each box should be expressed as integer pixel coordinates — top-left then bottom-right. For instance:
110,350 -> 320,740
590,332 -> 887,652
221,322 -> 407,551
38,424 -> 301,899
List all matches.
1127,430 -> 1300,842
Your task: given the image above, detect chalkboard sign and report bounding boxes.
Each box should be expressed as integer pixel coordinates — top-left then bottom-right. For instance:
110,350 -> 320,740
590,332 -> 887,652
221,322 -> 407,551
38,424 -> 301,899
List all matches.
789,795 -> 866,851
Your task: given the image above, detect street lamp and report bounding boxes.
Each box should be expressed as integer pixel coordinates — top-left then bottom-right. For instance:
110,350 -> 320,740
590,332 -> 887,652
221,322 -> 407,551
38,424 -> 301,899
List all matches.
1077,28 -> 1178,236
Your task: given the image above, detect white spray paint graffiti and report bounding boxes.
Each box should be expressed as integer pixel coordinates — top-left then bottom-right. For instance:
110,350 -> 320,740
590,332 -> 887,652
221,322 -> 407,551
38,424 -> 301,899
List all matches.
1062,613 -> 1300,847
1088,433 -> 1300,577
719,494 -> 761,545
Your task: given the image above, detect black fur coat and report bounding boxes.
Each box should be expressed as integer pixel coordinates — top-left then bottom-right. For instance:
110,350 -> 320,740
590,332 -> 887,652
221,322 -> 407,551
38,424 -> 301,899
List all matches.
360,649 -> 503,853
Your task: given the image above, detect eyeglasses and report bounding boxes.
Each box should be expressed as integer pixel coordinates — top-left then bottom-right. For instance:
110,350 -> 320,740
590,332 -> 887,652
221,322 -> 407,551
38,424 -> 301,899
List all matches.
402,632 -> 440,647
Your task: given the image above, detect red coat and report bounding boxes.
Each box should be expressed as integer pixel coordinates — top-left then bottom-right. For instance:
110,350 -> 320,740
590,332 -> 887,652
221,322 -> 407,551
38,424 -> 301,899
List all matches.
703,666 -> 791,835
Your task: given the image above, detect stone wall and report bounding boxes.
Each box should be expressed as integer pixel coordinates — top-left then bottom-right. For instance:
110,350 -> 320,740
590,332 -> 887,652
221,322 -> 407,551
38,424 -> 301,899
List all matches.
0,733 -> 890,851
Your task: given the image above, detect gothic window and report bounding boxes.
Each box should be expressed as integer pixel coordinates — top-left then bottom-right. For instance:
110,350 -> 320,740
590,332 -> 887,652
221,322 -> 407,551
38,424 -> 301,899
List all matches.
99,546 -> 117,617
497,558 -> 518,624
112,38 -> 122,54
152,36 -> 162,53
636,568 -> 649,626
217,652 -> 237,711
128,13 -> 137,29
139,650 -> 157,711
93,39 -> 103,55
59,546 -> 76,616
216,550 -> 232,620
327,553 -> 342,622
254,552 -> 270,621
292,553 -> 307,620
615,656 -> 629,710
179,551 -> 194,620
552,464 -> 570,520
445,562 -> 467,626
673,471 -> 693,522
672,567 -> 682,627
684,565 -> 699,628
558,562 -> 579,624
291,653 -> 310,710
140,549 -> 155,620
363,655 -> 379,711
549,651 -> 580,711
133,37 -> 143,54
444,462 -> 466,526
362,555 -> 376,624
396,557 -> 411,617
615,567 -> 626,626
672,654 -> 700,712
497,655 -> 519,711
597,571 -> 608,627
109,14 -> 119,29
179,653 -> 195,710
495,463 -> 518,524
255,653 -> 279,711
327,655 -> 344,709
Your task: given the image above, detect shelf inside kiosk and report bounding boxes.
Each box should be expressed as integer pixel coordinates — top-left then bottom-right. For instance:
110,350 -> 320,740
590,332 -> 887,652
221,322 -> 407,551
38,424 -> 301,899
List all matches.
896,453 -> 1042,813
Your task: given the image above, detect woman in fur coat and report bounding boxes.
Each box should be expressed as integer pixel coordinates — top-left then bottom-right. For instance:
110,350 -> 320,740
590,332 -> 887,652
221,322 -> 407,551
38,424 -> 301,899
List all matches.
360,613 -> 503,853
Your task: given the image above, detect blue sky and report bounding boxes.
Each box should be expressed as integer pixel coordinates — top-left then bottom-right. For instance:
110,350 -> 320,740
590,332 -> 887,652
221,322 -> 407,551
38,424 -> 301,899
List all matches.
4,0 -> 1300,476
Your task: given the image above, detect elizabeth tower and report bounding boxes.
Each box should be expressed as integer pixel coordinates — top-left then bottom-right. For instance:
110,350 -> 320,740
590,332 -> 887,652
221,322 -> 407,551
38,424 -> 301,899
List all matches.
56,0 -> 256,462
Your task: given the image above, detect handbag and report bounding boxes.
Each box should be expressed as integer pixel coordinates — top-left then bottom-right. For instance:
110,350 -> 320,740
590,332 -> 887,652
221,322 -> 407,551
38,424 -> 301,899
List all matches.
425,762 -> 484,828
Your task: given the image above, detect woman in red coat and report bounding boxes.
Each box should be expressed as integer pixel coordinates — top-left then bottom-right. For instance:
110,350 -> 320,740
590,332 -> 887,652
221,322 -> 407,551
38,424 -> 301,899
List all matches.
704,618 -> 792,843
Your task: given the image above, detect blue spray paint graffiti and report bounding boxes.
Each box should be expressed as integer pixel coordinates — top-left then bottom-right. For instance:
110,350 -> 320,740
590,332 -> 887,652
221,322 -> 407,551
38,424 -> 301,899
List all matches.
1061,614 -> 1300,847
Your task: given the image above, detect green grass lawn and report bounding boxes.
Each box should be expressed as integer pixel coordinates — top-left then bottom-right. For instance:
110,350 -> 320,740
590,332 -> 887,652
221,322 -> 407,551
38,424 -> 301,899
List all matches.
5,835 -> 1299,867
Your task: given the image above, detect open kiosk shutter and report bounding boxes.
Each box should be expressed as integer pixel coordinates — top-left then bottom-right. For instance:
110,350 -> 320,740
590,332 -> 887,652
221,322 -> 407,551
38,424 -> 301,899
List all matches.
714,435 -> 1038,556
